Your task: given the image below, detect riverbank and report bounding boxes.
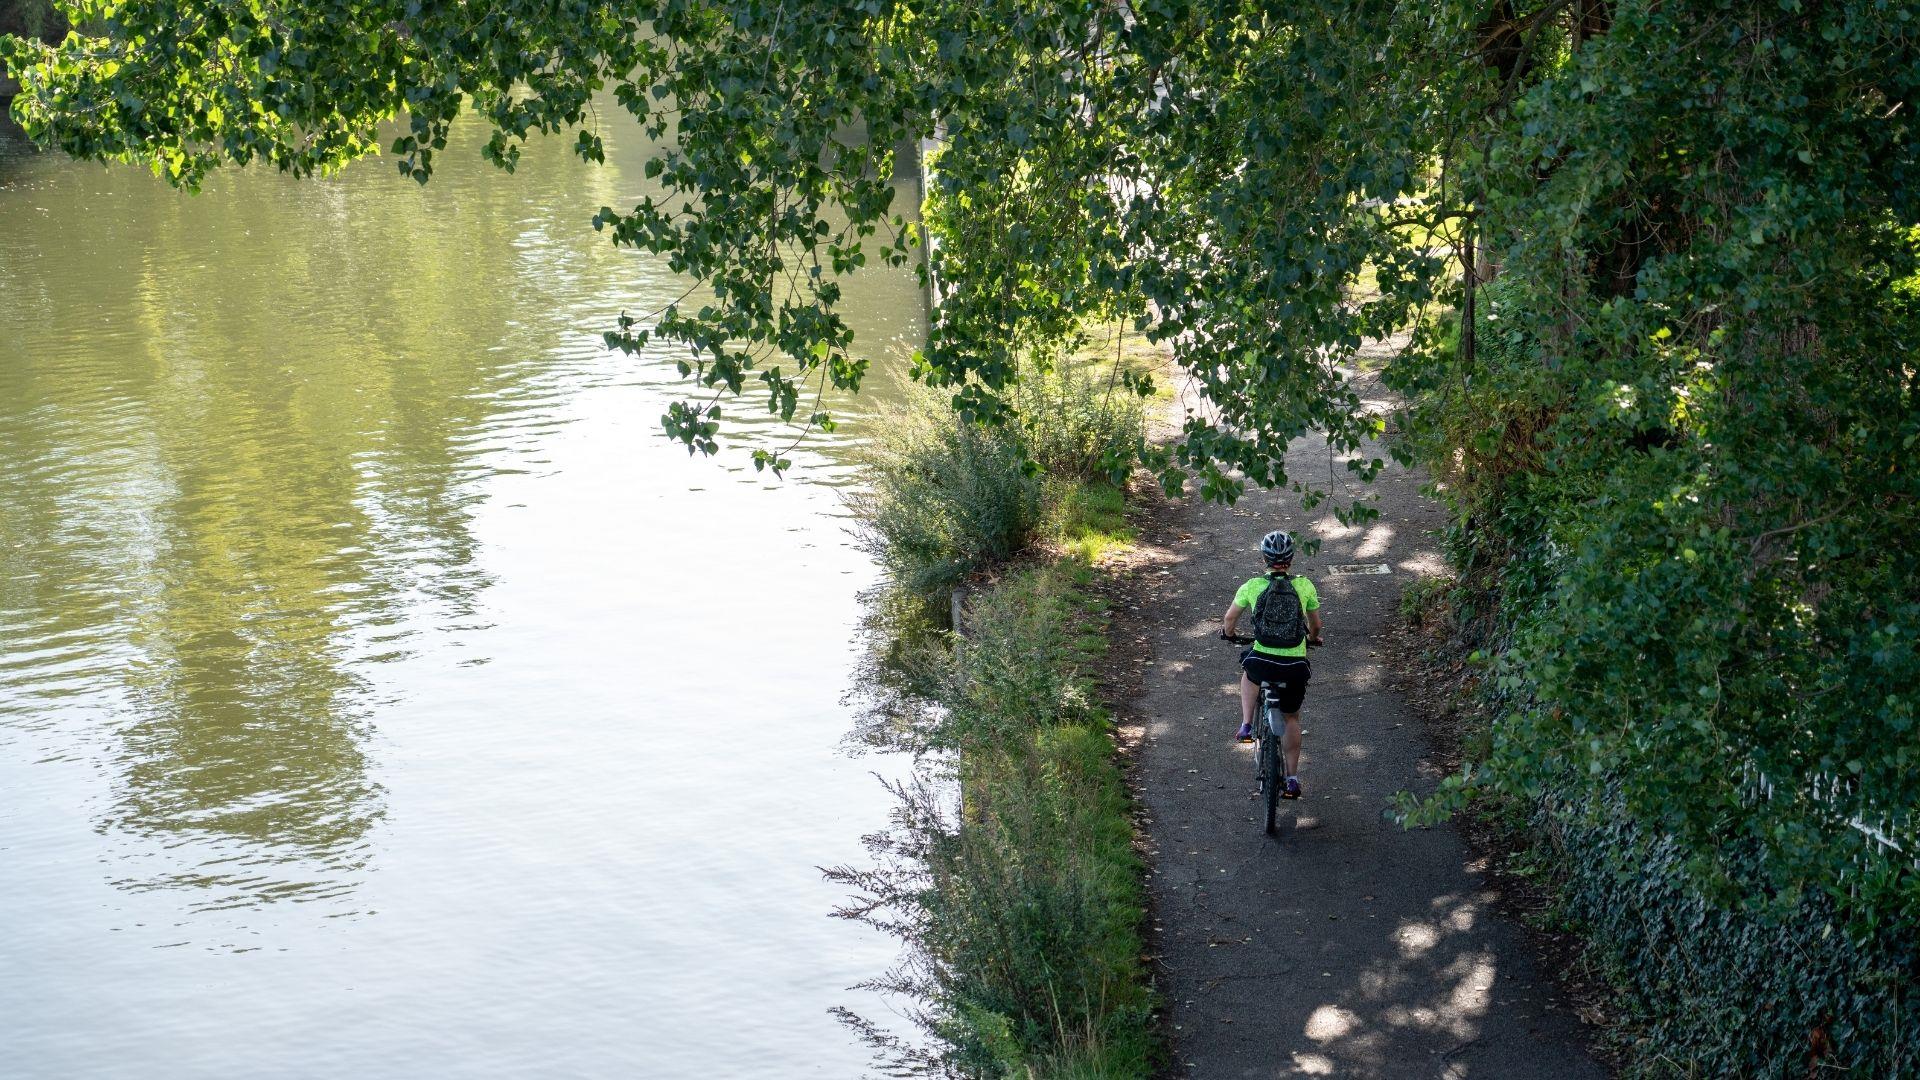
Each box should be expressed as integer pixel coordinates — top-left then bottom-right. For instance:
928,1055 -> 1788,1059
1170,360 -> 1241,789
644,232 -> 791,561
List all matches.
832,327 -> 1165,1076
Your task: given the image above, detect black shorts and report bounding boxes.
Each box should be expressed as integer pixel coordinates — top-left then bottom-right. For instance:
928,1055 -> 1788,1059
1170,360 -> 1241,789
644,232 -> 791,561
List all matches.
1241,649 -> 1310,714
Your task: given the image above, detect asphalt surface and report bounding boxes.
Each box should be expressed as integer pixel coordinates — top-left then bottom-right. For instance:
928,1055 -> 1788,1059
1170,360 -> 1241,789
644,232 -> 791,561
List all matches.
1126,370 -> 1605,1079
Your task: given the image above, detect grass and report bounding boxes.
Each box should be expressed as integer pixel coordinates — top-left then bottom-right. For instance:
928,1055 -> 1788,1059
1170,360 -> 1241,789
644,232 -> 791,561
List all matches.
1049,480 -> 1135,565
835,561 -> 1154,1078
1048,321 -> 1173,390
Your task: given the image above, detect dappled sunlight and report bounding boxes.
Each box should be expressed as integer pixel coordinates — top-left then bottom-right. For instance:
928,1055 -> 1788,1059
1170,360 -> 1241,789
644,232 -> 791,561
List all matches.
1272,891 -> 1507,1074
1395,920 -> 1440,958
1353,523 -> 1396,559
1291,1050 -> 1339,1075
1340,659 -> 1388,694
1311,513 -> 1362,540
1398,550 -> 1451,577
1436,895 -> 1479,932
1305,1004 -> 1363,1040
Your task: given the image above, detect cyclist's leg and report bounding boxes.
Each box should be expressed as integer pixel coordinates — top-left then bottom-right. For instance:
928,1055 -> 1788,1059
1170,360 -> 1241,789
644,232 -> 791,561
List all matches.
1276,659 -> 1310,778
1238,672 -> 1259,734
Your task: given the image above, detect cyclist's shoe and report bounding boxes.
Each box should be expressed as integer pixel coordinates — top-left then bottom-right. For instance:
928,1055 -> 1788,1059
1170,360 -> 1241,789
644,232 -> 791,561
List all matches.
1282,776 -> 1303,799
1235,721 -> 1254,743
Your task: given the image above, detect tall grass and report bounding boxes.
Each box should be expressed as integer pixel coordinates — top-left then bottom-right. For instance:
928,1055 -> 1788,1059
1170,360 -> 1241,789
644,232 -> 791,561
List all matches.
829,568 -> 1154,1078
848,389 -> 1045,597
849,343 -> 1144,599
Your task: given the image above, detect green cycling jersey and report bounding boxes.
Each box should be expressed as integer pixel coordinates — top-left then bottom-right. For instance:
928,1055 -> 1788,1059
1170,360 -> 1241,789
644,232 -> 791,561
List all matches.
1232,574 -> 1320,657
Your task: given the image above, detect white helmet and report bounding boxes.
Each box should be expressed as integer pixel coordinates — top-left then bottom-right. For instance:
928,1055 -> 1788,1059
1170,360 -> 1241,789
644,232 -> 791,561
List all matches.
1260,530 -> 1295,566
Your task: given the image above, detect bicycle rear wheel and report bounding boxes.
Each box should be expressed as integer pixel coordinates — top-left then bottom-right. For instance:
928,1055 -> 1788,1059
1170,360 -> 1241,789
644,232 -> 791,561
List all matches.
1261,715 -> 1281,834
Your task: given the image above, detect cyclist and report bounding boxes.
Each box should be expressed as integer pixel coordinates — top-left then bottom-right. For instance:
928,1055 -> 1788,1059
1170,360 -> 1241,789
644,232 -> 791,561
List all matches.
1221,529 -> 1323,799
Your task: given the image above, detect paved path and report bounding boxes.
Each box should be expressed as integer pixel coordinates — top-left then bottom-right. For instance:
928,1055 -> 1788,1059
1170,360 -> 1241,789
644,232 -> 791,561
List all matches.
1125,370 -> 1604,1079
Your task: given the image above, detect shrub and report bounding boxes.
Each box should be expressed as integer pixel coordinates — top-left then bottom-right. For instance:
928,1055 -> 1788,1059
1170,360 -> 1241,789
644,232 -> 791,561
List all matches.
1549,790 -> 1916,1078
848,333 -> 1145,599
1006,343 -> 1145,484
848,389 -> 1044,596
1401,250 -> 1920,1072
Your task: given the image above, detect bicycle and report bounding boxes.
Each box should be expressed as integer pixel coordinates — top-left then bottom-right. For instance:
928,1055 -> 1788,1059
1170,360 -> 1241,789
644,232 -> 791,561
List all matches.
1222,632 -> 1320,835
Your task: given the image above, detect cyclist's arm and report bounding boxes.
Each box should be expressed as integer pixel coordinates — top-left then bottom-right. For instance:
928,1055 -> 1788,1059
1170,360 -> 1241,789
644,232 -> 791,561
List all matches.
1307,609 -> 1323,643
1223,601 -> 1248,637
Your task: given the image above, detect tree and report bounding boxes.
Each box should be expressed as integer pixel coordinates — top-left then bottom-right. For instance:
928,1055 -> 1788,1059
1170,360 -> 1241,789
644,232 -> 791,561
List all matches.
3,0 -> 1453,496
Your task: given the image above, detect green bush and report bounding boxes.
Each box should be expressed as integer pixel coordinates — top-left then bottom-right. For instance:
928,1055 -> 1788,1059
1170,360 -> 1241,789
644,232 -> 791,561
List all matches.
849,389 -> 1045,596
1402,248 -> 1920,1072
1007,344 -> 1145,484
1549,791 -> 1916,1078
848,338 -> 1144,599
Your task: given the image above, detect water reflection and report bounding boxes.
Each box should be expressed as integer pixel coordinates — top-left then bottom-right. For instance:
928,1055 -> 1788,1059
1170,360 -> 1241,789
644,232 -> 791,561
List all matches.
0,119 -> 635,908
0,107 -> 876,910
0,93 -> 925,1074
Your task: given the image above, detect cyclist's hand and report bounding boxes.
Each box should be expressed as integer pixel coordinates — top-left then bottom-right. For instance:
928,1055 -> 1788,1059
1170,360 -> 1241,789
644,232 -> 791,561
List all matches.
1307,635 -> 1324,648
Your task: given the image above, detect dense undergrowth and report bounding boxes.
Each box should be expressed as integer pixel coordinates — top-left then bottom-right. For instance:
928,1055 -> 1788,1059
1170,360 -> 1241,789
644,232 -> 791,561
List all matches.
849,332 -> 1146,598
1397,271 -> 1920,1077
830,332 -> 1156,1078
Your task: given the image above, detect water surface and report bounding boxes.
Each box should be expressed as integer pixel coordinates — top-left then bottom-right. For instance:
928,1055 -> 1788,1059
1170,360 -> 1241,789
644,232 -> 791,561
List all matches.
0,111 -> 920,1077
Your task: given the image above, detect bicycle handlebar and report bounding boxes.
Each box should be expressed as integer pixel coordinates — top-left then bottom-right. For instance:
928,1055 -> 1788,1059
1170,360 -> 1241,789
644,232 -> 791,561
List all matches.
1221,631 -> 1322,648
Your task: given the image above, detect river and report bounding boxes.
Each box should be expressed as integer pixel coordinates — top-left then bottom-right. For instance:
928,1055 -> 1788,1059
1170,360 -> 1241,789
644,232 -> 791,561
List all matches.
0,109 -> 922,1078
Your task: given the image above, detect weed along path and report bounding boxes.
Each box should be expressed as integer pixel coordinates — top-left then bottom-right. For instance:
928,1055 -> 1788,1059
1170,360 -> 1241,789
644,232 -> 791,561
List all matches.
1120,371 -> 1604,1078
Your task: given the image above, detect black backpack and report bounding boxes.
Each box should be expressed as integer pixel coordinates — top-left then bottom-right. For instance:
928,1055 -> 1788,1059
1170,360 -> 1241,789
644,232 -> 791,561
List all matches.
1250,572 -> 1306,649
